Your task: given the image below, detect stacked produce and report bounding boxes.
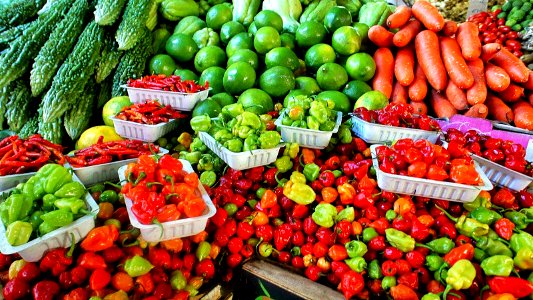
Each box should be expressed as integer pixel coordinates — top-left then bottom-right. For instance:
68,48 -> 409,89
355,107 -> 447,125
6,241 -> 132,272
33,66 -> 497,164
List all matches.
353,103 -> 441,131
126,75 -> 209,93
0,135 -> 65,175
279,95 -> 339,131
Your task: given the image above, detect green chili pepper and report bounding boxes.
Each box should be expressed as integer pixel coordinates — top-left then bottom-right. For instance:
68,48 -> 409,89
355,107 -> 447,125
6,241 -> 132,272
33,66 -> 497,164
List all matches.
337,124 -> 353,144
54,198 -> 87,214
426,255 -> 445,272
345,257 -> 366,272
521,207 -> 533,219
362,227 -> 378,242
42,194 -> 57,211
243,134 -> 259,152
437,206 -> 489,238
197,154 -> 214,171
275,156 -> 293,173
21,176 -> 42,202
4,194 -> 33,225
236,111 -> 262,130
258,131 -> 281,149
306,115 -> 320,130
221,103 -> 244,118
473,248 -> 487,262
385,210 -> 397,221
199,171 -> 217,187
190,138 -> 207,152
425,237 -> 454,254
469,207 -> 502,225
6,221 -> 32,246
303,163 -> 320,182
99,190 -> 118,204
345,240 -> 367,258
224,138 -> 243,152
309,100 -> 328,124
196,241 -> 211,261
43,165 -> 72,194
40,210 -> 74,227
463,192 -> 491,212
0,202 -> 8,225
336,207 -> 355,222
443,259 -> 476,299
124,255 -> 154,277
504,211 -> 532,230
311,203 -> 337,228
256,188 -> 266,199
283,143 -> 299,159
487,229 -> 501,241
475,236 -> 513,257
170,270 -> 187,290
480,255 -> 514,276
385,228 -> 415,252
382,276 -> 397,290
54,181 -> 85,199
29,211 -> 44,231
514,248 -> 533,270
368,259 -> 382,279
190,115 -> 212,132
291,120 -> 307,128
510,231 -> 533,253
421,293 -> 440,300
39,221 -> 59,236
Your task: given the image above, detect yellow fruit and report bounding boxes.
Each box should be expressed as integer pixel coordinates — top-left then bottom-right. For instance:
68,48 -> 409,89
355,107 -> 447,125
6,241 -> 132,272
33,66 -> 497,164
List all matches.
75,126 -> 123,150
102,96 -> 132,127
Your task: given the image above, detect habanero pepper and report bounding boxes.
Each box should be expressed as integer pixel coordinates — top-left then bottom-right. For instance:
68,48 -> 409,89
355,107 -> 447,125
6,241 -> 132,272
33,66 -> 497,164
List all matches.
442,259 -> 476,299
283,172 -> 315,205
474,235 -> 513,257
504,211 -> 532,230
487,276 -> 533,298
480,255 -> 514,276
514,248 -> 533,270
40,241 -> 75,276
77,252 -> 107,270
124,255 -> 154,277
436,206 -> 489,238
81,224 -> 119,251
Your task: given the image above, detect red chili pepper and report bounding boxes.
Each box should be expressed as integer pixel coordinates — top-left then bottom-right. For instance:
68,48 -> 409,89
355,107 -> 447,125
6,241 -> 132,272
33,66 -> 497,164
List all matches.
340,270 -> 364,299
77,252 -> 107,270
89,268 -> 111,291
488,276 -> 533,298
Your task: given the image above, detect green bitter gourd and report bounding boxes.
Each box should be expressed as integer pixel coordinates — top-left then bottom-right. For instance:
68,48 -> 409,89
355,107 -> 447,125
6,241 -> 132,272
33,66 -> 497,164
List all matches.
64,78 -> 95,140
5,80 -> 31,132
94,0 -> 127,26
115,0 -> 151,50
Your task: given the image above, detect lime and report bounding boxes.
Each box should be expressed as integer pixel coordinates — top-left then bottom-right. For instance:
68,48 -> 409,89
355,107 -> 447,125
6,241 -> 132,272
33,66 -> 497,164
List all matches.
75,126 -> 123,150
355,91 -> 389,110
343,80 -> 372,103
165,33 -> 198,62
194,45 -> 226,73
227,49 -> 259,70
192,98 -> 222,118
295,76 -> 321,95
254,26 -> 281,55
220,21 -> 246,44
149,54 -> 177,76
206,3 -> 232,31
265,47 -> 300,72
199,66 -> 225,95
324,6 -> 352,33
296,21 -> 327,48
102,96 -> 132,127
283,89 -> 309,107
223,62 -> 256,95
353,22 -> 370,40
211,92 -> 236,107
280,32 -> 296,50
305,43 -> 336,70
316,62 -> 349,91
248,22 -> 258,35
259,66 -> 295,98
345,53 -> 376,81
316,91 -> 351,114
332,26 -> 361,56
254,10 -> 283,32
174,68 -> 199,81
237,89 -> 274,114
226,32 -> 253,57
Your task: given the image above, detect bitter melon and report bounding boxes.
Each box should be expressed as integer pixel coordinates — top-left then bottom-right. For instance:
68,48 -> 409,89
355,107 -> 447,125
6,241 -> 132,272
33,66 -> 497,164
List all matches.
30,0 -> 89,96
146,0 -> 158,31
0,0 -> 46,27
97,76 -> 113,108
115,0 -> 151,50
5,80 -> 31,132
95,32 -> 123,84
64,78 -> 95,140
94,0 -> 127,26
0,86 -> 9,130
18,114 -> 38,139
37,105 -> 63,144
41,21 -> 104,123
0,23 -> 31,45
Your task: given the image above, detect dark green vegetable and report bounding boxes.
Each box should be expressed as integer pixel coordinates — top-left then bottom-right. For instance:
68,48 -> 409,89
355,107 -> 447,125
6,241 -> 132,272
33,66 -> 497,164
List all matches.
94,0 -> 127,26
37,106 -> 63,144
64,78 -> 95,140
5,80 -> 31,132
0,0 -> 46,27
0,87 -> 8,130
96,33 -> 123,84
0,23 -> 31,45
115,0 -> 151,50
18,114 -> 39,139
97,76 -> 113,108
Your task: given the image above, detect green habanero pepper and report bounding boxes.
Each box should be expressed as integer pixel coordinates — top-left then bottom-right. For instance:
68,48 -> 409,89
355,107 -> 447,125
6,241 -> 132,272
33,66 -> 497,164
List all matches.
306,116 -> 320,130
190,115 -> 212,132
275,156 -> 293,173
287,105 -> 305,121
39,221 -> 59,236
382,276 -> 396,290
311,203 -> 337,228
284,179 -> 315,205
44,165 -> 72,194
197,154 -> 214,171
54,181 -> 85,199
29,211 -> 44,231
303,163 -> 320,182
421,293 -> 441,300
42,194 -> 57,211
474,248 -> 487,262
437,206 -> 489,238
469,207 -> 502,225
309,101 -> 328,124
504,211 -> 532,230
362,227 -> 378,242
99,190 -> 118,204
237,111 -> 262,130
6,221 -> 32,246
40,210 -> 74,227
54,198 -> 87,214
443,259 -> 476,299
5,194 -> 33,224
426,255 -> 445,272
180,151 -> 202,164
337,124 -> 353,144
190,137 -> 207,152
221,103 -> 244,118
234,125 -> 253,139
319,119 -> 336,131
258,131 -> 281,149
281,114 -> 293,126
21,175 -> 41,202
283,143 -> 299,159
336,207 -> 355,222
170,270 -> 187,290
345,240 -> 367,258
124,255 -> 154,277
224,138 -> 243,152
480,255 -> 514,276
290,171 -> 306,184
475,235 -> 513,257
521,207 -> 533,219
510,231 -> 533,253
243,134 -> 259,152
385,228 -> 415,253
345,257 -> 366,272
291,120 -> 307,128
368,259 -> 382,279
199,171 -> 217,187
463,191 -> 491,212
213,129 -> 233,143
514,248 -> 533,270
424,237 -> 455,255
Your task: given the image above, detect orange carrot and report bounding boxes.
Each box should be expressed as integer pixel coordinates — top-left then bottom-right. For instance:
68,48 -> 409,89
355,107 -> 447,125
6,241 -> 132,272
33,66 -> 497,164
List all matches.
498,83 -> 524,103
372,48 -> 395,99
523,71 -> 533,90
486,94 -> 514,123
445,80 -> 469,110
466,58 -> 487,105
409,100 -> 428,115
485,63 -> 511,92
393,19 -> 422,47
491,48 -> 530,83
512,101 -> 533,130
392,80 -> 408,104
430,90 -> 457,118
415,30 -> 447,91
412,0 -> 445,32
464,103 -> 489,118
408,63 -> 428,102
442,20 -> 458,37
440,36 -> 475,89
368,25 -> 394,48
480,43 -> 502,62
395,45 -> 415,86
387,6 -> 412,29
456,22 -> 481,60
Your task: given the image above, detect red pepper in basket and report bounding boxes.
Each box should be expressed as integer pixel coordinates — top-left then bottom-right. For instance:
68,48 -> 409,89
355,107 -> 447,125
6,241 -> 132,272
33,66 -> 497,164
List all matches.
32,280 -> 60,300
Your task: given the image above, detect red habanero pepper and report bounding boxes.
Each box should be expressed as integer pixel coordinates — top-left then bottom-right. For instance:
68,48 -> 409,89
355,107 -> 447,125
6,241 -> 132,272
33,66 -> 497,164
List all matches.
62,287 -> 88,300
156,204 -> 181,223
148,247 -> 171,269
492,188 -> 516,208
410,216 -> 430,241
77,252 -> 107,270
340,270 -> 365,299
338,183 -> 356,205
487,276 -> 533,298
325,156 -> 341,170
80,224 -> 119,252
40,241 -> 75,276
494,218 -> 515,240
89,268 -> 111,291
32,280 -> 60,300
443,243 -> 475,266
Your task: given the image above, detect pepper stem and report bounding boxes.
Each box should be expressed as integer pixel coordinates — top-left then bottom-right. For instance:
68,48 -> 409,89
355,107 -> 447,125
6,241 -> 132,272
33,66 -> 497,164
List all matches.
152,218 -> 164,239
436,205 -> 458,222
104,181 -> 122,189
146,182 -> 163,189
415,243 -> 434,251
67,232 -> 76,258
442,285 -> 452,300
133,172 -> 147,186
274,171 -> 285,187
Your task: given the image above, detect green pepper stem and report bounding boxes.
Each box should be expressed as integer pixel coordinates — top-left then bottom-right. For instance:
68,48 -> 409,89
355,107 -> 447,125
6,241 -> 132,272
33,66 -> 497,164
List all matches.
442,285 -> 452,300
67,232 -> 76,258
122,239 -> 140,247
78,208 -> 91,215
152,218 -> 164,239
103,181 -> 122,189
436,205 -> 458,222
133,172 -> 147,186
415,243 -> 434,251
146,182 -> 163,188
274,171 -> 285,187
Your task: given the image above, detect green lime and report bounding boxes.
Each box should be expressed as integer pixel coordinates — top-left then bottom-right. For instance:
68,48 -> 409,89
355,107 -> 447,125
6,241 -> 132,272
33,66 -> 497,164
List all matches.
165,33 -> 198,62
316,62 -> 348,91
226,32 -> 253,57
296,21 -> 327,48
324,6 -> 352,33
345,52 -> 376,81
227,49 -> 259,70
254,26 -> 281,55
355,91 -> 389,110
237,89 -> 274,114
295,76 -> 321,95
343,80 -> 372,103
353,22 -> 370,40
192,98 -> 222,118
265,47 -> 300,72
220,21 -> 246,44
332,26 -> 361,56
211,92 -> 236,107
254,10 -> 284,32
206,3 -> 232,31
280,32 -> 296,50
248,22 -> 258,35
199,66 -> 225,95
259,66 -> 295,98
223,62 -> 256,95
283,89 -> 309,107
305,43 -> 336,71
194,45 -> 226,73
316,91 -> 351,114
149,54 -> 177,76
174,68 -> 199,81
102,96 -> 132,127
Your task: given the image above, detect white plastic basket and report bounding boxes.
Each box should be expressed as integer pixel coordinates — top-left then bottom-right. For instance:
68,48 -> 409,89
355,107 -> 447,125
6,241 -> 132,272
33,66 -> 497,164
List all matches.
274,111 -> 342,149
0,172 -> 36,191
198,132 -> 282,170
118,160 -> 216,242
471,154 -> 532,191
0,173 -> 99,262
112,117 -> 178,143
71,148 -> 169,186
350,115 -> 441,144
121,84 -> 209,111
370,145 -> 493,203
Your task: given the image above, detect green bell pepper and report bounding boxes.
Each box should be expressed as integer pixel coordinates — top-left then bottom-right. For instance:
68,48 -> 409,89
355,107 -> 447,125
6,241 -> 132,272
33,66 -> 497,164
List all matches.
54,198 -> 87,214
258,131 -> 281,149
124,255 -> 154,277
283,143 -> 299,159
54,181 -> 85,199
426,255 -> 445,272
199,171 -> 217,187
243,134 -> 259,152
221,103 -> 244,118
224,138 -> 243,152
514,248 -> 533,270
306,116 -> 320,130
368,259 -> 382,279
336,207 -> 355,222
43,165 -> 72,194
190,137 -> 207,152
345,240 -> 367,258
29,211 -> 44,231
345,257 -> 366,273
309,101 -> 328,124
504,211 -> 532,230
469,207 -> 502,225
6,221 -> 32,246
358,1 -> 393,27
311,203 -> 336,228
40,210 -> 74,227
385,228 -> 415,252
443,259 -> 476,299
190,115 -> 212,132
480,255 -> 514,276
3,194 -> 33,225
42,194 -> 57,211
303,163 -> 320,182
275,156 -> 293,173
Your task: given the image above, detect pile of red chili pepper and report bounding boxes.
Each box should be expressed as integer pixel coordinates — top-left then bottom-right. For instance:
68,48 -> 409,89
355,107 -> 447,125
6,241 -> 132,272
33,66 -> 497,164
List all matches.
127,75 -> 209,93
121,154 -> 206,224
66,138 -> 159,168
115,100 -> 188,125
468,10 -> 522,57
354,103 -> 441,132
0,134 -> 65,176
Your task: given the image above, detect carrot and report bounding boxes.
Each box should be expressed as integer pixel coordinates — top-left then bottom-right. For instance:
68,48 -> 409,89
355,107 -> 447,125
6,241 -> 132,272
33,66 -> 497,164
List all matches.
456,22 -> 481,61
464,103 -> 489,118
480,43 -> 502,62
442,20 -> 458,37
408,63 -> 428,102
485,63 -> 511,92
429,90 -> 457,118
395,45 -> 415,86
440,36 -> 475,89
512,101 -> 533,130
368,25 -> 394,48
392,80 -> 408,104
466,58 -> 487,106
415,30 -> 447,91
393,19 -> 422,47
498,83 -> 524,103
486,94 -> 514,123
523,71 -> 533,90
387,5 -> 412,29
372,48 -> 395,99
412,0 -> 445,32
445,80 -> 469,110
491,48 -> 530,83
409,100 -> 428,115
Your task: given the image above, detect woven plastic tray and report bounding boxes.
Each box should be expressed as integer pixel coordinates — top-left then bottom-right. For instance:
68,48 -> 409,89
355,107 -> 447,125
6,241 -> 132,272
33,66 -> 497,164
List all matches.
198,132 -> 282,170
112,117 -> 178,143
0,174 -> 99,262
274,111 -> 342,149
121,84 -> 209,111
471,154 -> 532,191
118,161 -> 216,242
0,172 -> 36,191
370,145 -> 493,203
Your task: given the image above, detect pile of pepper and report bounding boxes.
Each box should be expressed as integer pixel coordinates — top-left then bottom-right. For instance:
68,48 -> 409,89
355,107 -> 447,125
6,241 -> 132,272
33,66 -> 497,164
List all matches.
127,75 -> 209,93
178,137 -> 224,188
353,103 -> 442,132
0,134 -> 65,176
279,95 -> 338,131
115,100 -> 188,125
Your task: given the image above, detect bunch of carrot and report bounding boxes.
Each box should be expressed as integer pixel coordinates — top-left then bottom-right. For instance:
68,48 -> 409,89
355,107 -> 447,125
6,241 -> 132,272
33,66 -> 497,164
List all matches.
367,0 -> 533,131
